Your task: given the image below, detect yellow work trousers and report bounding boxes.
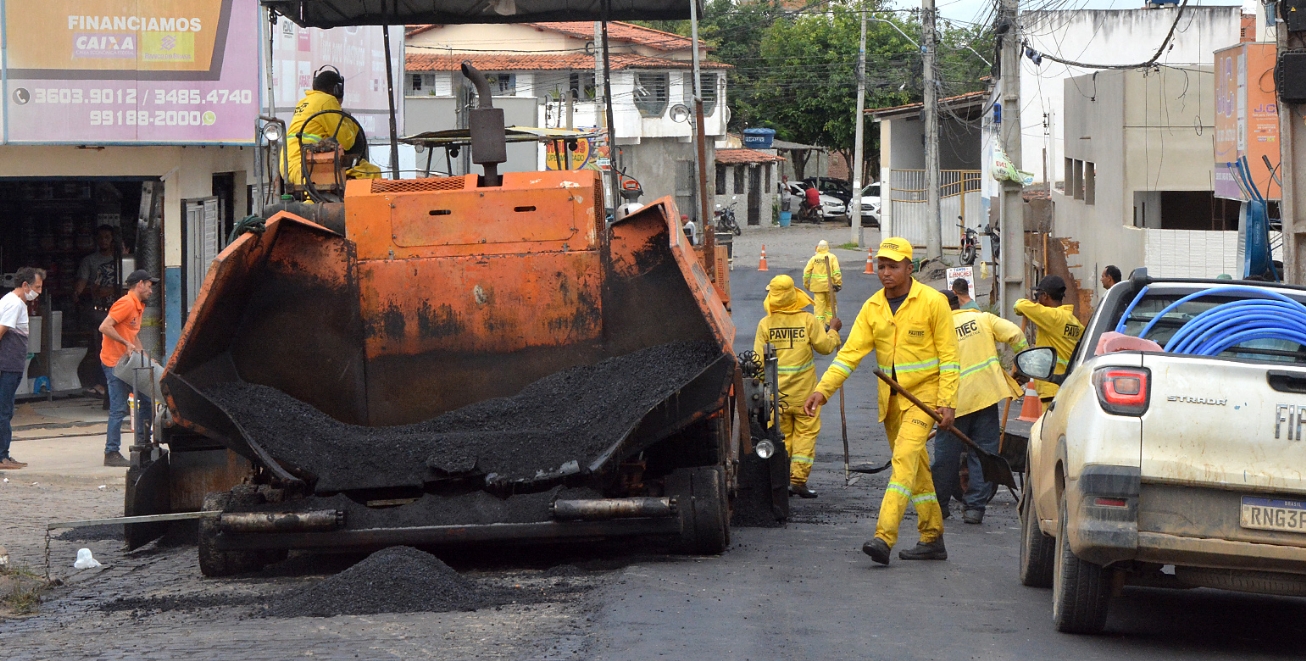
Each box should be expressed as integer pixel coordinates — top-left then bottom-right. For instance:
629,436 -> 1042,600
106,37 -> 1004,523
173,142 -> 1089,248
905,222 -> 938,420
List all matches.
813,292 -> 833,324
780,408 -> 821,485
875,398 -> 945,547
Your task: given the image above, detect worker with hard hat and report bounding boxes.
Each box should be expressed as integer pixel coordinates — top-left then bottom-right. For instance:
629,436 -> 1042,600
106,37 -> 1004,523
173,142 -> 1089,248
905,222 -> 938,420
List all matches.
804,237 -> 958,565
284,66 -> 382,186
1013,275 -> 1083,402
755,275 -> 842,498
803,240 -> 842,325
932,289 -> 1027,525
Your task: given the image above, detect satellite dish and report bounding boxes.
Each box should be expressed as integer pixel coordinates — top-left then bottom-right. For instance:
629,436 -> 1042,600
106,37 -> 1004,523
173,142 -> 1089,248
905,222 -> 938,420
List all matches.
669,103 -> 691,124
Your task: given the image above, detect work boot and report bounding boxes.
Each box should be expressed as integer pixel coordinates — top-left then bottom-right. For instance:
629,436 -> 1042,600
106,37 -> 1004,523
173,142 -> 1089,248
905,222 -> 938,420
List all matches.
0,457 -> 25,470
899,538 -> 948,561
789,483 -> 818,499
963,509 -> 984,525
862,538 -> 891,565
104,452 -> 131,468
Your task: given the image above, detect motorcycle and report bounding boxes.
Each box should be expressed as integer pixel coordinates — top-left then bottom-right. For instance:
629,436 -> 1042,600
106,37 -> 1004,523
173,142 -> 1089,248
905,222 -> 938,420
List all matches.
957,217 -> 1001,265
714,198 -> 743,236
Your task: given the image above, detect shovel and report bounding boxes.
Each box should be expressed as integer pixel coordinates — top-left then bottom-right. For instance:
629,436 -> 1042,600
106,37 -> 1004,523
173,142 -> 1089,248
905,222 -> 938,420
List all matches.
826,255 -> 861,486
870,368 -> 1018,489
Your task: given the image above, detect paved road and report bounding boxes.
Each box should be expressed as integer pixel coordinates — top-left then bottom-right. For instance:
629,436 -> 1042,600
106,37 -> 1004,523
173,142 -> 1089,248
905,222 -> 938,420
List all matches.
5,241 -> 1306,659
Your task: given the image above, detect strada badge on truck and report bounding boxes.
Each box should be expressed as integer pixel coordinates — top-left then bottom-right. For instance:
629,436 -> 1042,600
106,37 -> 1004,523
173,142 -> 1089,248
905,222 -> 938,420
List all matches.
1275,404 -> 1306,441
1166,395 -> 1227,406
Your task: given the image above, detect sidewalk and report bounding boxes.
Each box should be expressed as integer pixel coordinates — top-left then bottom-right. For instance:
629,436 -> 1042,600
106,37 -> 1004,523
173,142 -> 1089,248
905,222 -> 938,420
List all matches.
3,434 -> 128,485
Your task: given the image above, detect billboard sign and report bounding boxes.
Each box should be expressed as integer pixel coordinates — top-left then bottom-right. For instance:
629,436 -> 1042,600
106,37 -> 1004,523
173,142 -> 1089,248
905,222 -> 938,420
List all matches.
1214,43 -> 1280,201
3,0 -> 260,144
270,20 -> 404,145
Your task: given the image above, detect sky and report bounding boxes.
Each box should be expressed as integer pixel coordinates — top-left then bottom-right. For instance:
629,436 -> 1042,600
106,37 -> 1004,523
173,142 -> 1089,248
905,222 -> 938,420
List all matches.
898,0 -> 1251,27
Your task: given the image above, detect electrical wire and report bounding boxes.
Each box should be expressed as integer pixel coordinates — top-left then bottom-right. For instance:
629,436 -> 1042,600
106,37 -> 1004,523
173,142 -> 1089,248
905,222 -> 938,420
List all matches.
1031,0 -> 1191,70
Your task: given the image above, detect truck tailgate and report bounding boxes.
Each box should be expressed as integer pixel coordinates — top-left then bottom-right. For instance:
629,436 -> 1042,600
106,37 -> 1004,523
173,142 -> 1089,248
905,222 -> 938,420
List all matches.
1140,355 -> 1306,493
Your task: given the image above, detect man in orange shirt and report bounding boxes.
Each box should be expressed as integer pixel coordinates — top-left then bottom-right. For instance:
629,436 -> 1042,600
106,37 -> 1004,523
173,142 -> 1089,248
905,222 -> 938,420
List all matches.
98,270 -> 158,467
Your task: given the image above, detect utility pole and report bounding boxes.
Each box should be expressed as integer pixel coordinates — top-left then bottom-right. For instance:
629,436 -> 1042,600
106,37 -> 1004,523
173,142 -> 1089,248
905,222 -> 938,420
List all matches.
690,0 -> 716,279
1280,13 -> 1306,283
922,0 -> 942,259
997,0 -> 1025,317
850,6 -> 868,248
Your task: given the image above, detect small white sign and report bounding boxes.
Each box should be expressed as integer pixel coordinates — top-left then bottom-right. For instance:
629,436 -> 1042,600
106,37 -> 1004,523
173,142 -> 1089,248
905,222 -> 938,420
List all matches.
946,266 -> 976,300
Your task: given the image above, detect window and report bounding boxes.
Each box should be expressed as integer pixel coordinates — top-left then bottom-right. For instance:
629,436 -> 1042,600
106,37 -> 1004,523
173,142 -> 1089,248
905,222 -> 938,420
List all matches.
716,165 -> 727,195
1071,160 -> 1084,200
682,73 -> 720,116
634,73 -> 669,117
734,165 -> 745,194
407,73 -> 437,96
485,73 -> 516,95
411,74 -> 423,92
569,72 -> 596,100
1084,162 -> 1095,205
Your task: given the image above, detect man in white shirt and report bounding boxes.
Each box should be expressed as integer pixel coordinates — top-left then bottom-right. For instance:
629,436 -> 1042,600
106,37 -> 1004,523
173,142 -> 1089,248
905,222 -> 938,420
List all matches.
0,267 -> 44,470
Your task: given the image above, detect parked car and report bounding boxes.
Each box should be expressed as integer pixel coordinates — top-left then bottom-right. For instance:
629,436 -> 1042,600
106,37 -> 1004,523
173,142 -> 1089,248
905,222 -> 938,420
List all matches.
859,183 -> 881,226
802,177 -> 853,205
784,182 -> 846,221
1015,271 -> 1306,634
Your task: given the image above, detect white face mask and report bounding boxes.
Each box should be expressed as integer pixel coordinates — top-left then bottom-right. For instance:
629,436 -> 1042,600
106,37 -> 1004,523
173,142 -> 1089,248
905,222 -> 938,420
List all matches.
23,289 -> 39,302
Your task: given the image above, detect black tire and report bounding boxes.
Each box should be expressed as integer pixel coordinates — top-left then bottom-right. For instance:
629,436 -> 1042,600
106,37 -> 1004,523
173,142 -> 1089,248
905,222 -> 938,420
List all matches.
1019,477 -> 1055,588
667,466 -> 730,555
1051,496 -> 1111,634
961,243 -> 977,266
198,492 -> 275,578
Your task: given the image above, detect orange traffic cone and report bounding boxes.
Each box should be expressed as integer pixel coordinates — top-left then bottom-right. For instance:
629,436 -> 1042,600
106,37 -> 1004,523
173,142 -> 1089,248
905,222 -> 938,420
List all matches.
758,245 -> 769,271
863,246 -> 874,274
1017,383 -> 1043,422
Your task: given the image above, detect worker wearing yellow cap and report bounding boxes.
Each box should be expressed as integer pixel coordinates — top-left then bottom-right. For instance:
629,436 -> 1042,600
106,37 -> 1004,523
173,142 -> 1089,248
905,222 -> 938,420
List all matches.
803,240 -> 842,325
803,237 -> 958,565
1014,275 -> 1083,402
754,275 -> 842,498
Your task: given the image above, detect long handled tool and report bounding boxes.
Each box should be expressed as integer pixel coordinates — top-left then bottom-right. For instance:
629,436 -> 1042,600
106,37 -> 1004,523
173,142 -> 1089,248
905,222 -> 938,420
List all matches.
870,368 -> 1017,489
826,255 -> 857,486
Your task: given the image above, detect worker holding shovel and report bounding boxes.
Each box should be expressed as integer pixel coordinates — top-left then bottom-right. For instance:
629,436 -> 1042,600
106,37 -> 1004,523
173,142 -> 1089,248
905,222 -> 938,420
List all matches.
803,237 -> 959,565
755,274 -> 842,498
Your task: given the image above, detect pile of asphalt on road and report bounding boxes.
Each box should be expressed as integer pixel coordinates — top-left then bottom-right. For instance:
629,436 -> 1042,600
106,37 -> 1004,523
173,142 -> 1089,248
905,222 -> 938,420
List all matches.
206,341 -> 719,493
266,546 -> 492,617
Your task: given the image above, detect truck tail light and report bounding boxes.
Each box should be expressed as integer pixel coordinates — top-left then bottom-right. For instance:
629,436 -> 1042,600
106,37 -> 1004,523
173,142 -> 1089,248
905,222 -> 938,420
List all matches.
1092,366 -> 1151,416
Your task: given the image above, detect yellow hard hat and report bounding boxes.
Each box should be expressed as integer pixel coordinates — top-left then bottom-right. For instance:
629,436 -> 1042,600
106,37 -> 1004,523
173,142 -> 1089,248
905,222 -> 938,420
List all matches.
876,237 -> 913,263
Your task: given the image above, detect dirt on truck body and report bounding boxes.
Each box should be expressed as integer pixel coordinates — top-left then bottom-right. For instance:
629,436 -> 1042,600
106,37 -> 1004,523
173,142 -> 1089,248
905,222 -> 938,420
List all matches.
124,165 -> 788,575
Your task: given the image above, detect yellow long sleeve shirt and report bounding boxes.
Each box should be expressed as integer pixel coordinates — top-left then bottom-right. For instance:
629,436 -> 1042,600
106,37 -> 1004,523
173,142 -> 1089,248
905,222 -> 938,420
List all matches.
803,251 -> 842,292
952,309 -> 1027,416
755,311 -> 842,410
284,90 -> 361,185
814,279 -> 959,421
1013,299 -> 1084,399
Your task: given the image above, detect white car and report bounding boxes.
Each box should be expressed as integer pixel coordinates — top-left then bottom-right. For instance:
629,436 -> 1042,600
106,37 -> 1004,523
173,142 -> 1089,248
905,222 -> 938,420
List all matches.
784,183 -> 845,221
1015,272 -> 1306,634
859,183 -> 881,226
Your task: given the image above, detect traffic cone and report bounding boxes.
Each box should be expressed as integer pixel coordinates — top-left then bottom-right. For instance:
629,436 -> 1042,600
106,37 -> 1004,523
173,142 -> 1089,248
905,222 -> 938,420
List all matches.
758,245 -> 769,271
863,246 -> 874,274
1017,384 -> 1043,422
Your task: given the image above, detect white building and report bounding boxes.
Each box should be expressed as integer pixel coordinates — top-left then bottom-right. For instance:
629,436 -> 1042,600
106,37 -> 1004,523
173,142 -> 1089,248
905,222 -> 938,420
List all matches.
1016,7 -> 1242,187
404,22 -> 729,219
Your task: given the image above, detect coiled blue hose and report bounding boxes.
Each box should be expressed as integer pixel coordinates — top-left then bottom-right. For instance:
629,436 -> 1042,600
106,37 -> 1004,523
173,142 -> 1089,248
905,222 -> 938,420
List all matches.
1115,285 -> 1306,357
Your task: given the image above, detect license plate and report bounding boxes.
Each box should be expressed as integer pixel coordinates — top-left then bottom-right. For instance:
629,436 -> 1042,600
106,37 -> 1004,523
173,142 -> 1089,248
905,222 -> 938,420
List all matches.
1240,496 -> 1306,533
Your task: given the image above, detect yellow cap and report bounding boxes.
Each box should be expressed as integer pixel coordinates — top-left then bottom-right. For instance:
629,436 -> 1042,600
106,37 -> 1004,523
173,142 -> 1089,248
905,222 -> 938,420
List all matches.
876,237 -> 913,263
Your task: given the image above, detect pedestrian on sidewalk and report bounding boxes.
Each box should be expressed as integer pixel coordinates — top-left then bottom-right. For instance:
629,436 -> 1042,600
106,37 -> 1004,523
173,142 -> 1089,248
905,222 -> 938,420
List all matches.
0,267 -> 44,470
932,289 -> 1027,525
98,270 -> 159,468
1014,275 -> 1084,403
803,240 -> 842,324
754,274 -> 842,498
804,237 -> 959,565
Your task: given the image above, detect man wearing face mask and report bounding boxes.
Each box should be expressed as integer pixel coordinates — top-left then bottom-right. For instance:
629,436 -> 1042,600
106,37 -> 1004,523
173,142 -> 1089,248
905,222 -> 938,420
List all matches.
0,267 -> 45,470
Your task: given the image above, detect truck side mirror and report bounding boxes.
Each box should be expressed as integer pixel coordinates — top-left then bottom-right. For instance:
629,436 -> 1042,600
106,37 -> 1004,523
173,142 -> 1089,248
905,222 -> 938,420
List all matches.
1015,346 -> 1059,382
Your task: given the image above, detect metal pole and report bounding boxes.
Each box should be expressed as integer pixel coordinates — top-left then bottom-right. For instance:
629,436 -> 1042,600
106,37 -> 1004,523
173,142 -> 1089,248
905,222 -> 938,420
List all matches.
601,5 -> 620,210
261,7 -> 279,202
998,0 -> 1025,318
923,0 -> 942,259
690,0 -> 715,279
850,7 -> 868,248
1280,14 -> 1305,283
382,26 -> 401,180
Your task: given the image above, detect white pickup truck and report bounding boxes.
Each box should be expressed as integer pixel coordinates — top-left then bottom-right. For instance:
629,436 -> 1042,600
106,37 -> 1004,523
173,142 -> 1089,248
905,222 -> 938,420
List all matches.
1015,271 -> 1306,634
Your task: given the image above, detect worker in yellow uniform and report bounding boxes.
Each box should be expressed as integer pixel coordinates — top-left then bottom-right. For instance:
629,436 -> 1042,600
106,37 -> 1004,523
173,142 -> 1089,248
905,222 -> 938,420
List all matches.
754,275 -> 842,498
283,66 -> 382,186
932,289 -> 1027,525
1014,275 -> 1084,403
803,240 -> 842,325
803,237 -> 958,565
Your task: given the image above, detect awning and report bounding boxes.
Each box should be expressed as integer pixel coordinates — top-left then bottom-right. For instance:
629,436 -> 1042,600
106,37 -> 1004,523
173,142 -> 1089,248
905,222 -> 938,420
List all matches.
402,126 -> 599,147
262,0 -> 701,28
